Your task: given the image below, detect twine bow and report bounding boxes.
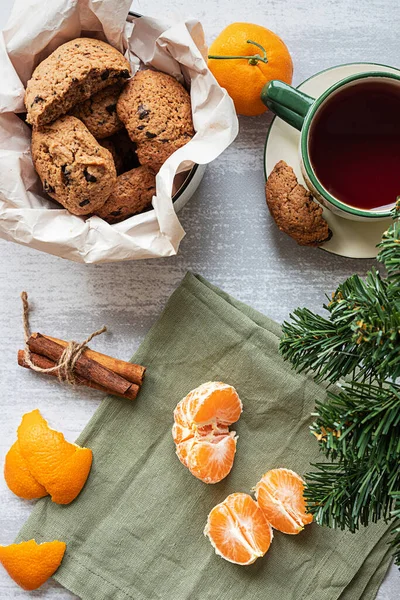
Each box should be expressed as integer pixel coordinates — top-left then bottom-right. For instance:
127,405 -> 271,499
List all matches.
21,291 -> 106,385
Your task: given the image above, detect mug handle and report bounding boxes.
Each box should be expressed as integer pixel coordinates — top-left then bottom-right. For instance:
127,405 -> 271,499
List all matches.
261,80 -> 315,131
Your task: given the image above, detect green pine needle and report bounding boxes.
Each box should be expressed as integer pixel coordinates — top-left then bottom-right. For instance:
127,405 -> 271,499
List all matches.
305,460 -> 399,531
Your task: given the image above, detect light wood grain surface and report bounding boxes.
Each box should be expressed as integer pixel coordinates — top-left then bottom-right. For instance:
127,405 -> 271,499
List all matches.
0,0 -> 399,597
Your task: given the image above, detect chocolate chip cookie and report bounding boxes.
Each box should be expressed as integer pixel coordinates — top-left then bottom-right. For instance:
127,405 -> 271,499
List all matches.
95,166 -> 156,223
32,115 -> 117,215
116,69 -> 194,172
70,84 -> 124,139
266,160 -> 331,247
25,38 -> 131,128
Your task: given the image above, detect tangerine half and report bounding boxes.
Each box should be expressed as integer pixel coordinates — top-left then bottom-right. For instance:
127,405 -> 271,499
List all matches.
254,468 -> 313,534
172,382 -> 242,484
204,493 -> 272,565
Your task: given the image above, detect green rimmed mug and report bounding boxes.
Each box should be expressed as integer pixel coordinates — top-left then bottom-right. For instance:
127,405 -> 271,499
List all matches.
261,72 -> 400,221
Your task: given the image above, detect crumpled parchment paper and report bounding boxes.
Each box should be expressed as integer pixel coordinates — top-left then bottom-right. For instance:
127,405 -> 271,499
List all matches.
0,0 -> 238,263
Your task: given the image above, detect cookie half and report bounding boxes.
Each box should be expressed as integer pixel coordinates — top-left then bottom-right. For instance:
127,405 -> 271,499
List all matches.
25,38 -> 131,127
71,84 -> 124,139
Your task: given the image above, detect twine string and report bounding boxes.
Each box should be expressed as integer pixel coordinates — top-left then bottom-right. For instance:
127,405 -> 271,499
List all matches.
21,291 -> 107,384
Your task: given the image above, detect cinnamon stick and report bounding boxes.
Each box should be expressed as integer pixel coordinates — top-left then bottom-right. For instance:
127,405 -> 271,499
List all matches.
18,350 -> 122,396
45,335 -> 145,386
27,333 -> 139,400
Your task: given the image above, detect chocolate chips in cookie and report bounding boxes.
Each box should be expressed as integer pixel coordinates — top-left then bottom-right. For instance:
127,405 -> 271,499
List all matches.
117,69 -> 194,173
31,116 -> 116,216
70,84 -> 124,139
95,166 -> 156,224
266,160 -> 331,247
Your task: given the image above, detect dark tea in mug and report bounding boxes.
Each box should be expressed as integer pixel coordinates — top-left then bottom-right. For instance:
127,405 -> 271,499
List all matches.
309,78 -> 400,211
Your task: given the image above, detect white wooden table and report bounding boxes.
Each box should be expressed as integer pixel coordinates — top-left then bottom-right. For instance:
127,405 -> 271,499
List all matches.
0,0 -> 399,597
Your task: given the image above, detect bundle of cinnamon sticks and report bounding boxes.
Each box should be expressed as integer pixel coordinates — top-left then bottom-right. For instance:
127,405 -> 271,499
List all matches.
18,332 -> 146,400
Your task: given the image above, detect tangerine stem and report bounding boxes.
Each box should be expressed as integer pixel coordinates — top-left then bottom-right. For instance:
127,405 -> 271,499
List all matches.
208,40 -> 268,65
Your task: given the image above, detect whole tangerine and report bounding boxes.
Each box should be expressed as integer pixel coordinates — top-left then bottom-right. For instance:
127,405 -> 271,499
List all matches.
208,22 -> 293,116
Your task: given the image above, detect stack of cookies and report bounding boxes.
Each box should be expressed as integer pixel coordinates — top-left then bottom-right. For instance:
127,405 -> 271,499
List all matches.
25,38 -> 194,223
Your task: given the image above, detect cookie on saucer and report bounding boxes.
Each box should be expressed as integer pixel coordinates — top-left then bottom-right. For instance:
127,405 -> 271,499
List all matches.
266,160 -> 331,247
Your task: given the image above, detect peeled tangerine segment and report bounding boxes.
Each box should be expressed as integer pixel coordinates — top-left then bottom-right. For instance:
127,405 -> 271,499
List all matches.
181,433 -> 238,484
0,539 -> 66,591
4,441 -> 47,500
204,493 -> 272,565
17,409 -> 92,505
172,382 -> 243,484
255,468 -> 313,534
178,381 -> 243,426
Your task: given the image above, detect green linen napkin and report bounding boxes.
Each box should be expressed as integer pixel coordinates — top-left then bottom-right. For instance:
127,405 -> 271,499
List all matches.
17,273 -> 393,600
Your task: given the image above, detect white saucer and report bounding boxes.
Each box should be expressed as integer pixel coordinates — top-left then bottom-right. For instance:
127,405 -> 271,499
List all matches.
264,63 -> 399,258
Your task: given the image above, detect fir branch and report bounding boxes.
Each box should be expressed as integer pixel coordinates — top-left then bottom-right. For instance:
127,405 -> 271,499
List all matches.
377,198 -> 400,284
280,270 -> 400,383
310,382 -> 400,463
281,200 -> 400,566
392,493 -> 400,566
305,460 -> 399,531
279,309 -> 346,383
305,382 -> 400,532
